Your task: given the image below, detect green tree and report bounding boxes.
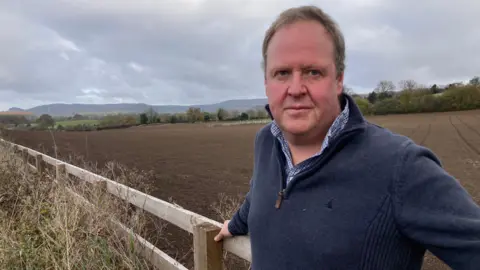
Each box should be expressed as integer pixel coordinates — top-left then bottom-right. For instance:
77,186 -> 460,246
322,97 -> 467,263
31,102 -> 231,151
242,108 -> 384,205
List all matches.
139,113 -> 148,125
353,97 -> 373,115
203,112 -> 212,122
216,108 -> 228,121
367,91 -> 377,104
373,98 -> 402,115
169,114 -> 177,123
240,112 -> 249,121
37,114 -> 55,129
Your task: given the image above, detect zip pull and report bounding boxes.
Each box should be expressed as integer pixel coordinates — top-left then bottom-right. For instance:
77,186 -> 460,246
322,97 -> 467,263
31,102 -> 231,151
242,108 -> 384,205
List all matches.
275,190 -> 285,209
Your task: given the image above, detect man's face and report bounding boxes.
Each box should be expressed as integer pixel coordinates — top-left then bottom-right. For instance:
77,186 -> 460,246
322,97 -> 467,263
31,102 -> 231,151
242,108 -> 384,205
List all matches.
265,20 -> 344,138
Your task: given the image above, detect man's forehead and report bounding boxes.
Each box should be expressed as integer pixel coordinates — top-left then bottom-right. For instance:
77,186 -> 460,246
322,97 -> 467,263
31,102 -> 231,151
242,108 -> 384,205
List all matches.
266,41 -> 335,68
267,25 -> 334,54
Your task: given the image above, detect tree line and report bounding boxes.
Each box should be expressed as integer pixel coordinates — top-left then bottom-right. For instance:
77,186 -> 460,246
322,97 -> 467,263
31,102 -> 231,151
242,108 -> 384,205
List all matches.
1,106 -> 271,132
350,76 -> 480,116
138,106 -> 269,125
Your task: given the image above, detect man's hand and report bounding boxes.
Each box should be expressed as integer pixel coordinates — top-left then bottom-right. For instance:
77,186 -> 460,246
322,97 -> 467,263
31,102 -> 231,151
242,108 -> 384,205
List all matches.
214,220 -> 232,242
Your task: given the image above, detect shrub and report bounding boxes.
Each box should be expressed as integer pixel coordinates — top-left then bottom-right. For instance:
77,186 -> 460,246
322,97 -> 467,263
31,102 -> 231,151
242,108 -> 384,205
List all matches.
438,86 -> 480,111
353,97 -> 373,115
373,98 -> 403,115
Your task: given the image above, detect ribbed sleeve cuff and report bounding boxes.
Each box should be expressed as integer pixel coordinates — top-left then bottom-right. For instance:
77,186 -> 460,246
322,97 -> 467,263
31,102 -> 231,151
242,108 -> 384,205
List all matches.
228,211 -> 248,236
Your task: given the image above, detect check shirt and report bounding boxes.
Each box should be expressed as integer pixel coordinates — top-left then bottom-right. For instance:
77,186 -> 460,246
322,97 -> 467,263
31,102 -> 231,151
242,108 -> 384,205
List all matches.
271,99 -> 350,185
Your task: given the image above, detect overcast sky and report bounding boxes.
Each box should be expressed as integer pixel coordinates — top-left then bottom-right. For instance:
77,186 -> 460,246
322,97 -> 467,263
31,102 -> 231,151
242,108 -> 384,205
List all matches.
0,0 -> 479,111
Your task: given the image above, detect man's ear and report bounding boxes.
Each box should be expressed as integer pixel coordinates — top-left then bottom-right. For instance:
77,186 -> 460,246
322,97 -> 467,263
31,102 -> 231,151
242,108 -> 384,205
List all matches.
264,74 -> 268,96
336,72 -> 344,95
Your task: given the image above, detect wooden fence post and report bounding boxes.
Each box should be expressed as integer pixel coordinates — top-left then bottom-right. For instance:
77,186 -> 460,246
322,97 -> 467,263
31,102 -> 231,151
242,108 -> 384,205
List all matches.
56,163 -> 66,183
22,149 -> 29,173
35,154 -> 44,175
22,149 -> 28,162
193,223 -> 223,270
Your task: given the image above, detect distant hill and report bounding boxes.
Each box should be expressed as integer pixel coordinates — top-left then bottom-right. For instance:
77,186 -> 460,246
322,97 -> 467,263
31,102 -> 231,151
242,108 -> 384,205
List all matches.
6,98 -> 269,117
7,107 -> 26,112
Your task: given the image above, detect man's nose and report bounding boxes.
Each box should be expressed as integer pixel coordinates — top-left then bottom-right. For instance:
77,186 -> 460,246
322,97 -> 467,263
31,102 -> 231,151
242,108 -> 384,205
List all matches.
287,71 -> 306,96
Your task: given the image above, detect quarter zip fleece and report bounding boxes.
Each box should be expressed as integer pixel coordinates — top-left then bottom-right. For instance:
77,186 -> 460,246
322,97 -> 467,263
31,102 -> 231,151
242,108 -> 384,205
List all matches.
275,120 -> 365,205
228,94 -> 480,270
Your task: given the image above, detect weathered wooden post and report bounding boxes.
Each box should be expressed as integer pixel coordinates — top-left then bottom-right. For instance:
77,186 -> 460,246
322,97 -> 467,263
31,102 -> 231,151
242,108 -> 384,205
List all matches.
193,223 -> 223,270
22,149 -> 28,163
56,163 -> 66,184
35,154 -> 44,175
22,148 -> 29,173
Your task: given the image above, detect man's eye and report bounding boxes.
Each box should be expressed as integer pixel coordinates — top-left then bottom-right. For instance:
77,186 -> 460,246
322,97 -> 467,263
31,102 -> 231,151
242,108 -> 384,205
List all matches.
306,69 -> 322,76
275,70 -> 290,77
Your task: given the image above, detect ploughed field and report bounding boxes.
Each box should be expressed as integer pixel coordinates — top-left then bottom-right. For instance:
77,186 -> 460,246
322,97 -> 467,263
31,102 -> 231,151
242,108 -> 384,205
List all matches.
6,109 -> 480,270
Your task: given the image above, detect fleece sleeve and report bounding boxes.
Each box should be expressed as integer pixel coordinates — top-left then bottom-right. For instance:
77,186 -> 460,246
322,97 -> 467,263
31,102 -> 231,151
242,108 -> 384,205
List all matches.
393,140 -> 480,269
228,186 -> 252,236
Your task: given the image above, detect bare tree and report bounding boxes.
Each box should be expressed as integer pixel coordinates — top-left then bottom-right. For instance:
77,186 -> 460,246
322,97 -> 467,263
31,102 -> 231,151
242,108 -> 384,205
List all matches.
186,107 -> 203,123
469,76 -> 480,86
398,80 -> 418,91
145,107 -> 158,124
375,80 -> 396,101
375,80 -> 396,93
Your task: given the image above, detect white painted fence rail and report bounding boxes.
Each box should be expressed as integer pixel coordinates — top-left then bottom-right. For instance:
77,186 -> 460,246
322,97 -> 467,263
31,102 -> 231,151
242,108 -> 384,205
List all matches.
0,138 -> 252,270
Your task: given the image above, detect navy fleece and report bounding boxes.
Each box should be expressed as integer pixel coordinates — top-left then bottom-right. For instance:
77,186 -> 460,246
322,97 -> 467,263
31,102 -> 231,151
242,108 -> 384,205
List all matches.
228,94 -> 480,270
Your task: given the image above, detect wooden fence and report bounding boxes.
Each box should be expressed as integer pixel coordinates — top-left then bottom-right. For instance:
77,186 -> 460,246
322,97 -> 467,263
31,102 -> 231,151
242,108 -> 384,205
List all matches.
0,138 -> 251,270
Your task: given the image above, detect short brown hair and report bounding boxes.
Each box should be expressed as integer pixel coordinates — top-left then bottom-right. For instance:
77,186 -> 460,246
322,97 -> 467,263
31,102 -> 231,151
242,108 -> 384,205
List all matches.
262,5 -> 346,77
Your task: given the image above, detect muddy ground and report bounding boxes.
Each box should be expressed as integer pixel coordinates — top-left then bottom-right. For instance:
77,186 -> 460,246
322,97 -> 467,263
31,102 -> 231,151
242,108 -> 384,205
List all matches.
5,109 -> 480,270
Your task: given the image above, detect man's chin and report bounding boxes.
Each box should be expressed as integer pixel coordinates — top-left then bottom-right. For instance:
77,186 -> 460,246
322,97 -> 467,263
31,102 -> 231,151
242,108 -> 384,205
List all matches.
280,123 -> 313,136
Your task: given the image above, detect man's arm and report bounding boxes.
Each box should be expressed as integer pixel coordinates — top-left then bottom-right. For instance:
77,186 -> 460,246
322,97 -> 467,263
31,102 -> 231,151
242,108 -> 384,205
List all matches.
393,140 -> 480,269
214,180 -> 252,242
228,187 -> 252,236
217,127 -> 264,238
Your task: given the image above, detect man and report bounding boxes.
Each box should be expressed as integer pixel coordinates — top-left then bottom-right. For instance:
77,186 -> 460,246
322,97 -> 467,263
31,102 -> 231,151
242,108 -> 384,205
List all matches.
214,5 -> 480,270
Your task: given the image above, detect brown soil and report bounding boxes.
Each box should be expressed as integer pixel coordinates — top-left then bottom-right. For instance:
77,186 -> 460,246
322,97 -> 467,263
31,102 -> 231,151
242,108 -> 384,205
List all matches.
5,109 -> 480,270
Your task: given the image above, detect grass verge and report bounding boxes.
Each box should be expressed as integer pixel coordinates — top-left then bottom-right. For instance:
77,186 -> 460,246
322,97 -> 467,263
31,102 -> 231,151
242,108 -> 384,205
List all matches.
0,143 -> 159,269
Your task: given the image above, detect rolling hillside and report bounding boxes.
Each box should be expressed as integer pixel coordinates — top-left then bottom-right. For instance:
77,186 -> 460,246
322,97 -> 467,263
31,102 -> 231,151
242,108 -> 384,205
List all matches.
6,98 -> 269,117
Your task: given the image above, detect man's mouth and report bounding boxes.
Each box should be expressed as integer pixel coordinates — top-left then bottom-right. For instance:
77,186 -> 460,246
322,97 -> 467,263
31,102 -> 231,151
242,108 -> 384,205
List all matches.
285,105 -> 312,111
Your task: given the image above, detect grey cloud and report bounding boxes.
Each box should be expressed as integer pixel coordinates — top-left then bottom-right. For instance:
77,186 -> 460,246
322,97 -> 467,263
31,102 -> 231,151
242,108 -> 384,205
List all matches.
0,0 -> 479,110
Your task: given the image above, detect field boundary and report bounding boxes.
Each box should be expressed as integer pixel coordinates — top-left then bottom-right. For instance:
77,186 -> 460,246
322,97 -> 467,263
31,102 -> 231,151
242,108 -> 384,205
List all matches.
0,138 -> 252,270
206,119 -> 271,127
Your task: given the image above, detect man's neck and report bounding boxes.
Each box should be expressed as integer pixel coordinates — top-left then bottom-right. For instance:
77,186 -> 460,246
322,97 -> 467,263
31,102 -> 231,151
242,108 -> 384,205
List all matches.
286,134 -> 326,165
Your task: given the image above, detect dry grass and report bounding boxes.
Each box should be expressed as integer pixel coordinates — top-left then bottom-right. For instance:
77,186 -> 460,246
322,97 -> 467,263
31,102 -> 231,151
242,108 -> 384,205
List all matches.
211,193 -> 251,270
0,143 -> 161,270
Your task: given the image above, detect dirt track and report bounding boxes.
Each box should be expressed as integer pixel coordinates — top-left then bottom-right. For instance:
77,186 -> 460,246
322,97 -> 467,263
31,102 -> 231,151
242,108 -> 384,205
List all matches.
6,109 -> 480,270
